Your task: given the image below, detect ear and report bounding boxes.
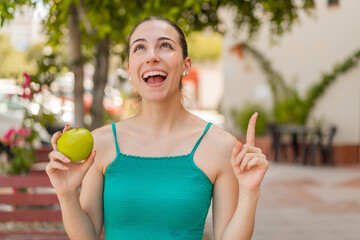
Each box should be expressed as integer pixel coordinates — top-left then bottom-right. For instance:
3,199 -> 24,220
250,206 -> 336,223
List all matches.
184,57 -> 191,73
127,63 -> 130,76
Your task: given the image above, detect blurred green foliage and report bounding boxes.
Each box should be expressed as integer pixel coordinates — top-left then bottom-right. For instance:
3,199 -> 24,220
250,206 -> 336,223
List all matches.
30,44 -> 71,87
1,0 -> 309,129
0,34 -> 36,78
1,0 -> 307,62
8,145 -> 35,175
231,103 -> 270,136
0,0 -> 36,26
187,31 -> 222,61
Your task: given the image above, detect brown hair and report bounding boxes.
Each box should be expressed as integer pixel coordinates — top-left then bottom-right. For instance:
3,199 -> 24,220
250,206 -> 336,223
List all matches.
126,16 -> 188,60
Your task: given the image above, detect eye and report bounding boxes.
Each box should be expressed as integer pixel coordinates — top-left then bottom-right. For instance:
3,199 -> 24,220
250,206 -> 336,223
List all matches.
160,42 -> 173,49
134,44 -> 145,52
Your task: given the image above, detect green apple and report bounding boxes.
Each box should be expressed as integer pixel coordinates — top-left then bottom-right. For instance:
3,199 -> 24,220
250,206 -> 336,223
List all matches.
57,128 -> 94,162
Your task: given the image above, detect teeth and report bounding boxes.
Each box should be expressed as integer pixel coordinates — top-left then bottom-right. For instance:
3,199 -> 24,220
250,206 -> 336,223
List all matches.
143,71 -> 167,79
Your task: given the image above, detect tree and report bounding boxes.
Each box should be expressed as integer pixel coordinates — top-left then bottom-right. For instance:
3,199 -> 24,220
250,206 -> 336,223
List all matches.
1,0 -> 308,130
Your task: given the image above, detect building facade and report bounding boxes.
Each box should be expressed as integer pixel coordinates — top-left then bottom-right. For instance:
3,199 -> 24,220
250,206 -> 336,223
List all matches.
222,0 -> 360,163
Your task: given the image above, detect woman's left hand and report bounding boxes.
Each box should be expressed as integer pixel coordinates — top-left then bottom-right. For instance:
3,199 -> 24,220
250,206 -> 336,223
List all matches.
231,112 -> 269,192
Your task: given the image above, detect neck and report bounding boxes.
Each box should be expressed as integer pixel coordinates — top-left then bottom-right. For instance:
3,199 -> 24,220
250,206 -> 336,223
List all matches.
134,92 -> 188,134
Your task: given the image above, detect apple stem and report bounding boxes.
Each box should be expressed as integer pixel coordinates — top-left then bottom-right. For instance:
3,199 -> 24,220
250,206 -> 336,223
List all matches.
76,127 -> 79,132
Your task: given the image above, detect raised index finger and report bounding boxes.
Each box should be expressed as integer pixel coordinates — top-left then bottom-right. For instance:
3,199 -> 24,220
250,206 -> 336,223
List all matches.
246,112 -> 258,146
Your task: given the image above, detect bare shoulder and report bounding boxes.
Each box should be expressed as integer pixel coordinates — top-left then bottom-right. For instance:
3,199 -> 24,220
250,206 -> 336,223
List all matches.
207,124 -> 238,159
91,123 -> 117,174
190,113 -> 238,153
209,125 -> 238,152
198,123 -> 238,177
92,123 -> 113,148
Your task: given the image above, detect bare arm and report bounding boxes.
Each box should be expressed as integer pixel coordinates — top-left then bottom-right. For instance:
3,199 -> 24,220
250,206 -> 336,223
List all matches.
219,182 -> 260,240
46,125 -> 106,239
213,113 -> 269,240
57,186 -> 100,240
212,155 -> 239,240
58,156 -> 104,239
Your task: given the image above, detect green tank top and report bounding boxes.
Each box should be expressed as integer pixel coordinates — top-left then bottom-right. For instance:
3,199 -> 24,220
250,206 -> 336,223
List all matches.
103,122 -> 214,239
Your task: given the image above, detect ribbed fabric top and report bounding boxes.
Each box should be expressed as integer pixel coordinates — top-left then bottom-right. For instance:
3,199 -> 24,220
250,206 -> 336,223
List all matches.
103,122 -> 214,239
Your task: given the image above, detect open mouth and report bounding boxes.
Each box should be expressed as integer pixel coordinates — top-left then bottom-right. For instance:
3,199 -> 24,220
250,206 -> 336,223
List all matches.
142,70 -> 168,85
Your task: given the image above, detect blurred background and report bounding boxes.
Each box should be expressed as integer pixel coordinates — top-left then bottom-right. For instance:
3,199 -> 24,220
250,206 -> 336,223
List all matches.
0,0 -> 359,239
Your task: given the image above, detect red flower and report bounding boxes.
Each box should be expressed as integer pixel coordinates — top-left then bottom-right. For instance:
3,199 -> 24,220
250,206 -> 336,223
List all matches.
24,73 -> 31,86
21,73 -> 33,99
22,90 -> 32,99
2,127 -> 31,147
17,128 -> 31,137
20,73 -> 42,99
2,127 -> 17,147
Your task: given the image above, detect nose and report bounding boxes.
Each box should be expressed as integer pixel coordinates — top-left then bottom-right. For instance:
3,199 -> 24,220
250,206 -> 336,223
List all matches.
146,49 -> 160,64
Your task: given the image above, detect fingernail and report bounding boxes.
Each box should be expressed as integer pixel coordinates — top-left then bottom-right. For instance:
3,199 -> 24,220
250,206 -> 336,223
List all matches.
57,131 -> 61,135
63,166 -> 69,170
66,158 -> 71,163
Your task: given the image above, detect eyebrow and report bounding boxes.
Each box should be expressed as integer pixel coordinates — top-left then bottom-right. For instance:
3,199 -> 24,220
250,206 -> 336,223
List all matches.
130,37 -> 176,48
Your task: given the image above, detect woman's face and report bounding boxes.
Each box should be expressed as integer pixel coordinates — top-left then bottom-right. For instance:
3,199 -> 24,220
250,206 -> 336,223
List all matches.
127,20 -> 191,102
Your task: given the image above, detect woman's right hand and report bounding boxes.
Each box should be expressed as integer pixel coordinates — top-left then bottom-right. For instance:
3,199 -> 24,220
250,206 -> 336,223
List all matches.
46,125 -> 96,196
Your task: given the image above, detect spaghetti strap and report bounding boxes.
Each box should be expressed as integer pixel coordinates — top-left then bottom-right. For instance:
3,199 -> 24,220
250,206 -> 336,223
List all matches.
191,122 -> 212,155
111,123 -> 120,155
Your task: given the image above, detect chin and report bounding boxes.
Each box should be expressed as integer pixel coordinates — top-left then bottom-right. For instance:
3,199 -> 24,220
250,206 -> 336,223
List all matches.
143,93 -> 168,102
139,86 -> 181,103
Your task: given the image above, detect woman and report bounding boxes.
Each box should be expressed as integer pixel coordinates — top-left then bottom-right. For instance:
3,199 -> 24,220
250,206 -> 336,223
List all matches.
47,16 -> 269,240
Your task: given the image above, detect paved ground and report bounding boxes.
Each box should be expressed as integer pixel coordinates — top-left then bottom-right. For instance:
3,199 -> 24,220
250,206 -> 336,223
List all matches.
204,162 -> 360,240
